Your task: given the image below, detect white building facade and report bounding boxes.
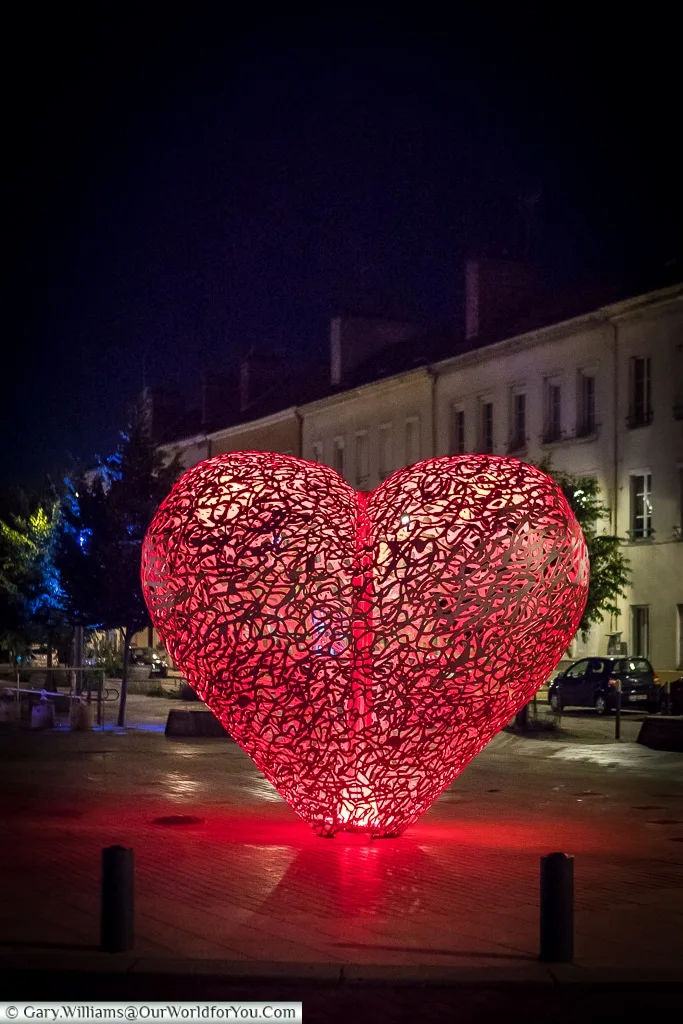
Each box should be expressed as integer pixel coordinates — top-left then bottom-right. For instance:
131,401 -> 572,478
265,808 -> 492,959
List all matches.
300,284 -> 683,676
302,369 -> 434,490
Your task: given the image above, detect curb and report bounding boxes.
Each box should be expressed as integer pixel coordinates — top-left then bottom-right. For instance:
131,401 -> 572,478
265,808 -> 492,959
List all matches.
0,953 -> 681,987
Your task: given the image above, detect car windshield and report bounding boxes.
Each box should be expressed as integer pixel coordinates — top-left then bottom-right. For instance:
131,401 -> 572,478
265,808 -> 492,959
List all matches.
614,658 -> 651,675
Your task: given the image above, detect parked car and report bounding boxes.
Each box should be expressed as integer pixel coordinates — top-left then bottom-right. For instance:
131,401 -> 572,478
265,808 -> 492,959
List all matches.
548,656 -> 658,715
129,647 -> 169,678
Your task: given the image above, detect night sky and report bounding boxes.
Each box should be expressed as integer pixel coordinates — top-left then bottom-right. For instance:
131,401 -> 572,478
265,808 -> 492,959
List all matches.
5,5 -> 681,491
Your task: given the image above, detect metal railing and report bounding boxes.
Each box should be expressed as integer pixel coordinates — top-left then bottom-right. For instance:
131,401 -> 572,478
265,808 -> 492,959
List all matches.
626,408 -> 653,429
625,527 -> 655,542
0,666 -> 109,729
506,434 -> 527,454
540,427 -> 563,445
575,420 -> 599,439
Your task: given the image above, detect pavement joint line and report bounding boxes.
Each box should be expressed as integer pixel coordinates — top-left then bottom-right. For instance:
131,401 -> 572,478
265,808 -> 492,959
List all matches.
1,955 -> 683,986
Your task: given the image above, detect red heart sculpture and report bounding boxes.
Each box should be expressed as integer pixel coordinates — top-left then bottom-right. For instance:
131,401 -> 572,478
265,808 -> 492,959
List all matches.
142,453 -> 588,836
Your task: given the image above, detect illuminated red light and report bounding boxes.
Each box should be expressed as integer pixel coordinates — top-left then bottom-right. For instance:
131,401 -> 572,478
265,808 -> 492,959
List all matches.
142,453 -> 588,837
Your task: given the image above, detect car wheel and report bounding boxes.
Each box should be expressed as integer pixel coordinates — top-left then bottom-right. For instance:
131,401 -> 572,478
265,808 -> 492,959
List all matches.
550,691 -> 563,712
595,694 -> 608,716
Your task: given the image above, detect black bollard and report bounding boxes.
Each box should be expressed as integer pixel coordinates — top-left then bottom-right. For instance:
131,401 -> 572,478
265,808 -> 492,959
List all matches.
101,845 -> 134,953
539,852 -> 574,963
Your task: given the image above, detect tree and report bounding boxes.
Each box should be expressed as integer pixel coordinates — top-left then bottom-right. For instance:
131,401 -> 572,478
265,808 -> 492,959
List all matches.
0,495 -> 63,662
515,462 -> 631,731
541,466 -> 631,641
0,513 -> 34,657
57,399 -> 181,725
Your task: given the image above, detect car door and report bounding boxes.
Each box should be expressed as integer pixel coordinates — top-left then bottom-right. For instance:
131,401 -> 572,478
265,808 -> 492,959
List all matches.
560,659 -> 590,707
583,658 -> 607,707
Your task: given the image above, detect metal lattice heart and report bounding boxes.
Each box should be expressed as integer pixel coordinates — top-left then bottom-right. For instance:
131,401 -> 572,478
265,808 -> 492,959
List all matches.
142,453 -> 588,836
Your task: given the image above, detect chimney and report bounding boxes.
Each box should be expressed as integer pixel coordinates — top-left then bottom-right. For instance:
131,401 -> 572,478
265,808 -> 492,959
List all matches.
464,256 -> 538,341
329,315 -> 417,386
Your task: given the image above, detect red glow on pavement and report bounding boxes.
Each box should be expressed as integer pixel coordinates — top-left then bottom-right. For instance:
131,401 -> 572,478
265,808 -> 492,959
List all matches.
142,453 -> 588,837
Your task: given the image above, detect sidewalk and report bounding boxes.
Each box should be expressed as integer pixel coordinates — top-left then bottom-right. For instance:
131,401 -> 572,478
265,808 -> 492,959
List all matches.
115,692 -> 657,744
1,955 -> 682,1023
1,713 -> 682,975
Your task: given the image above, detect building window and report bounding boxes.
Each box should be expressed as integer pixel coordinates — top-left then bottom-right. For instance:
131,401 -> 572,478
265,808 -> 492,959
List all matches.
480,401 -> 494,454
332,436 -> 345,478
311,441 -> 323,464
628,356 -> 652,428
405,416 -> 420,466
577,371 -> 596,436
508,392 -> 526,452
630,605 -> 650,658
543,379 -> 562,442
449,406 -> 466,455
678,605 -> 683,669
378,424 -> 392,480
355,431 -> 369,488
629,472 -> 653,539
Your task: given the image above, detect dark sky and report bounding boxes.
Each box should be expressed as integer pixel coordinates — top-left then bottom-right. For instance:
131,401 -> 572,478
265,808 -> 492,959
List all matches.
4,4 -> 681,490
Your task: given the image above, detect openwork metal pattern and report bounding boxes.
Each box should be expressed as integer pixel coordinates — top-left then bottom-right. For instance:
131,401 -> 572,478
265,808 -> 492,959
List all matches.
142,453 -> 588,836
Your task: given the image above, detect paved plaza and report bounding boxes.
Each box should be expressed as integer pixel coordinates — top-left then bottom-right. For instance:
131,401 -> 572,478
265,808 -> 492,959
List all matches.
1,696 -> 682,980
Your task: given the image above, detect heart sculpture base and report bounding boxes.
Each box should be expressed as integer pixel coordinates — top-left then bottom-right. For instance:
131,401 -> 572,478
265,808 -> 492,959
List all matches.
142,454 -> 588,837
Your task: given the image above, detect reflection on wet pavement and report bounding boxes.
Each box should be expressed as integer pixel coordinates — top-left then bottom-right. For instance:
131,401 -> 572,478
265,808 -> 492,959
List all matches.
1,711 -> 682,968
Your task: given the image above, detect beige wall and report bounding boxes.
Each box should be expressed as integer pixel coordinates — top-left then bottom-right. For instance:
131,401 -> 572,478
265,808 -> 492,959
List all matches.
613,297 -> 683,672
210,414 -> 300,458
434,318 -> 616,662
435,318 -> 615,501
160,412 -> 301,471
433,291 -> 683,670
301,371 -> 433,490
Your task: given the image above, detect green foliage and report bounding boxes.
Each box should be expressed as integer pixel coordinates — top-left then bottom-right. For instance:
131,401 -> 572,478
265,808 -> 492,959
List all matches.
57,398 -> 181,635
0,516 -> 32,641
56,396 -> 181,724
538,461 -> 631,641
0,496 -> 63,657
86,635 -> 124,678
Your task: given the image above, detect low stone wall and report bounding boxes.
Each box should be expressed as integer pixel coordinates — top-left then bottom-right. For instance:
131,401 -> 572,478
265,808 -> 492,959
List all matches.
165,708 -> 230,738
637,716 -> 683,753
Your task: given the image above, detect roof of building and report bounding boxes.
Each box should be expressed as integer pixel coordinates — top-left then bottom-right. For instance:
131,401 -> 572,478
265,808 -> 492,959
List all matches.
157,363 -> 329,447
158,265 -> 682,447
